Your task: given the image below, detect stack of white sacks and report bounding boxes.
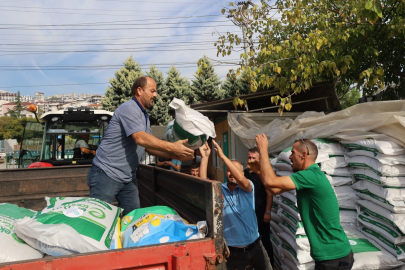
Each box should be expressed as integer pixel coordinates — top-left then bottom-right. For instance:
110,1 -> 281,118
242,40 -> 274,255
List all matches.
342,139 -> 405,264
269,138 -> 404,270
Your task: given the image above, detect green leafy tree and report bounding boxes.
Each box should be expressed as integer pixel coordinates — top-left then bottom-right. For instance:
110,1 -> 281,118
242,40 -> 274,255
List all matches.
0,116 -> 34,143
7,91 -> 25,118
203,0 -> 405,113
163,66 -> 192,104
102,56 -> 143,111
146,65 -> 172,125
191,56 -> 223,103
222,72 -> 252,98
340,88 -> 361,109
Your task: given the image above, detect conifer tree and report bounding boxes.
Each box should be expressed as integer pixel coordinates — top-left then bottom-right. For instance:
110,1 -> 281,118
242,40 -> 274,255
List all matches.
191,56 -> 222,104
102,56 -> 143,111
146,65 -> 172,125
7,91 -> 24,118
221,73 -> 251,98
162,66 -> 191,105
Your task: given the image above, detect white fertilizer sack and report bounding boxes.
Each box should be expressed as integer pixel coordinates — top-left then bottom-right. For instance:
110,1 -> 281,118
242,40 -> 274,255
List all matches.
276,170 -> 294,177
164,98 -> 216,150
320,155 -> 348,171
357,212 -> 405,245
340,210 -> 357,225
325,174 -> 353,186
279,232 -> 313,264
333,186 -> 359,210
272,212 -> 283,224
278,209 -> 306,235
322,167 -> 352,177
359,226 -> 405,261
281,192 -> 297,204
271,220 -> 285,235
341,139 -> 405,155
312,138 -> 347,155
351,168 -> 405,188
278,146 -> 329,164
274,160 -> 294,172
357,200 -> 405,234
14,197 -> 122,256
279,198 -> 301,221
270,233 -> 282,257
352,180 -> 405,210
347,156 -> 405,177
343,225 -> 404,269
347,149 -> 405,165
0,204 -> 44,263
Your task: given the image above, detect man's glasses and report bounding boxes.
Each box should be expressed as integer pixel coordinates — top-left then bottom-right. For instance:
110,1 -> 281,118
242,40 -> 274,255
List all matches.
301,138 -> 310,156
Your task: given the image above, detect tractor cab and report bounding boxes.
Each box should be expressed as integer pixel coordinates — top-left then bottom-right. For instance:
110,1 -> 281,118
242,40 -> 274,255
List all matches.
18,107 -> 113,168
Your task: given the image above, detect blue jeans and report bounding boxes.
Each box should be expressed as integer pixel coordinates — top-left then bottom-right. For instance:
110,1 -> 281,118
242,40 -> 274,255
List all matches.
87,164 -> 140,216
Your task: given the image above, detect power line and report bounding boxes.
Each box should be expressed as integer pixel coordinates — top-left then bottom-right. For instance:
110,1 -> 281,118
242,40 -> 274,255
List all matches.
0,82 -> 110,88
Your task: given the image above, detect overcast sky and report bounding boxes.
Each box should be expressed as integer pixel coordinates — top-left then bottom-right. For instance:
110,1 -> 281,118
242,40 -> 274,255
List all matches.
0,0 -> 247,97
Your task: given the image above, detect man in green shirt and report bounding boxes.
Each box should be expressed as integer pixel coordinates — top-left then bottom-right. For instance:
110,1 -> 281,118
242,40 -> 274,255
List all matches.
250,134 -> 353,270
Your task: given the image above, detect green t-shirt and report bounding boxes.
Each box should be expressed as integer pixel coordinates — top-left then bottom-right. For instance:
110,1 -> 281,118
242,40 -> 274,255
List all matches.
290,164 -> 351,261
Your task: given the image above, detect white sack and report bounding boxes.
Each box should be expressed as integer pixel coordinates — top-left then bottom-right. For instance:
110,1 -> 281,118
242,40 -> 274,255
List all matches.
351,168 -> 405,188
281,192 -> 297,204
279,233 -> 313,264
340,210 -> 357,225
357,212 -> 405,245
312,138 -> 347,155
278,209 -> 306,235
279,198 -> 301,221
359,226 -> 405,261
357,200 -> 405,234
341,138 -> 405,155
347,156 -> 405,177
343,225 -> 404,269
352,180 -> 405,208
323,167 -> 352,177
0,204 -> 44,263
276,170 -> 294,177
325,174 -> 353,187
333,186 -> 359,210
164,98 -> 216,149
320,156 -> 348,171
347,149 -> 405,165
274,160 -> 293,172
278,145 -> 329,163
14,197 -> 122,256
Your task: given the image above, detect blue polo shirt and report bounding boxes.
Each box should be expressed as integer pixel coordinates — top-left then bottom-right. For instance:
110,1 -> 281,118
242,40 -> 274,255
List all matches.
93,98 -> 151,183
222,180 -> 259,246
169,159 -> 182,171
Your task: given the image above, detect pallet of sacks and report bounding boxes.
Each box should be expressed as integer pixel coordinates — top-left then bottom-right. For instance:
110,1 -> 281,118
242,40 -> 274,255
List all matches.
342,138 -> 405,263
269,138 -> 404,270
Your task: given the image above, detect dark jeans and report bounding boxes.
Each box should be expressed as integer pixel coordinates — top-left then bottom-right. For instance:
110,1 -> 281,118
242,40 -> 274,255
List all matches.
87,164 -> 140,216
256,211 -> 274,266
226,239 -> 272,270
315,250 -> 354,270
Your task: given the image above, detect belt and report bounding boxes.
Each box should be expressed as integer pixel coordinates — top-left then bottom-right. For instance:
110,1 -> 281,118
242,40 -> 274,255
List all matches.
228,236 -> 261,252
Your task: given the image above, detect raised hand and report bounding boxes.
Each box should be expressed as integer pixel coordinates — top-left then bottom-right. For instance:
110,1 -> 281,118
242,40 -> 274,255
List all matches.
212,140 -> 225,160
199,142 -> 211,159
255,134 -> 269,151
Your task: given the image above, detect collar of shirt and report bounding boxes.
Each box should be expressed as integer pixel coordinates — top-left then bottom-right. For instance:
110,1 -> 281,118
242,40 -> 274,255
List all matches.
132,96 -> 149,125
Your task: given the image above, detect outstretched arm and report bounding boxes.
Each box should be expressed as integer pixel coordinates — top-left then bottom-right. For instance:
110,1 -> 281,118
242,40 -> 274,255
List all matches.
199,142 -> 211,179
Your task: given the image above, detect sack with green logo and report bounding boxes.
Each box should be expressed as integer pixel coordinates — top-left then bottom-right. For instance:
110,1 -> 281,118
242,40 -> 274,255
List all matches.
0,203 -> 44,263
14,197 -> 122,256
164,98 -> 216,150
351,168 -> 405,188
341,139 -> 405,155
343,225 -> 404,269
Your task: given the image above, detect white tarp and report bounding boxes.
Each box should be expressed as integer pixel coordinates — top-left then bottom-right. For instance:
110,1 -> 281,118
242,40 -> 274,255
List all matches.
228,100 -> 405,153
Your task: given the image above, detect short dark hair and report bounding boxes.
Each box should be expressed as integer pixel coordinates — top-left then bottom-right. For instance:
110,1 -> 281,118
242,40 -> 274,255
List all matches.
294,139 -> 318,160
248,147 -> 259,154
131,76 -> 151,96
190,162 -> 200,169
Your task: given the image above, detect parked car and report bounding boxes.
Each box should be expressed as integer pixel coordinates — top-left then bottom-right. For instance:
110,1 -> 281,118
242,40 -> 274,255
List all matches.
0,153 -> 5,163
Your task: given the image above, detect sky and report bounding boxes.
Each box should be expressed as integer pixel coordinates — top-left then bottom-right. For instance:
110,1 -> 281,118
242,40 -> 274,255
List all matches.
0,0 -> 247,97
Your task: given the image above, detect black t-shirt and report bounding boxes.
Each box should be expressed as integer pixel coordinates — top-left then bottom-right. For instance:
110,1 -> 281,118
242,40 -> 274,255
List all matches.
244,168 -> 267,215
158,157 -> 171,170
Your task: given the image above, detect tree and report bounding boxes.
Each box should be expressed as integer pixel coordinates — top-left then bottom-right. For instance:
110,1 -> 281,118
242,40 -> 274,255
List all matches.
146,65 -> 172,125
222,72 -> 252,98
0,116 -> 33,143
163,66 -> 192,104
191,56 -> 223,103
7,91 -> 25,118
340,88 -> 361,109
102,56 -> 143,111
204,0 -> 405,112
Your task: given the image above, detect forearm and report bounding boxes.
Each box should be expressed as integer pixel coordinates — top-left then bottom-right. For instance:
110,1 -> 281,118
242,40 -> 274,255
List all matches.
258,148 -> 278,189
80,147 -> 93,155
171,164 -> 181,171
199,157 -> 209,179
221,156 -> 251,191
265,191 -> 273,212
147,149 -> 177,160
133,131 -> 174,153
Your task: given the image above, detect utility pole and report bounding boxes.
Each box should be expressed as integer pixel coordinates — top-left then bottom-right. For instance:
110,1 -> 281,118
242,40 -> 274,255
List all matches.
227,1 -> 254,60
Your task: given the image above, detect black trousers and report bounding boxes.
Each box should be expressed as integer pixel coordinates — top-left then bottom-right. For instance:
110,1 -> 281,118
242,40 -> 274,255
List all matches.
315,250 -> 354,270
226,239 -> 272,270
256,212 -> 274,266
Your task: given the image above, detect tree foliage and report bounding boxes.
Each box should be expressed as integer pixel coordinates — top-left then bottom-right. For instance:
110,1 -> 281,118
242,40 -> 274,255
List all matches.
191,56 -> 223,103
102,56 -> 143,111
147,65 -> 173,125
7,91 -> 25,118
202,0 -> 405,113
163,66 -> 192,104
0,116 -> 34,143
222,71 -> 252,98
340,87 -> 361,109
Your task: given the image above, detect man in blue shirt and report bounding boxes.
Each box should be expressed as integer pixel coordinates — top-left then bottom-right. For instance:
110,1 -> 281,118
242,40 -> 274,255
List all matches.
169,159 -> 182,172
88,76 -> 195,215
212,140 -> 272,270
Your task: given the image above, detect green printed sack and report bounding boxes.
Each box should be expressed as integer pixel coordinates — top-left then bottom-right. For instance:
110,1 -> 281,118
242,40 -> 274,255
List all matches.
347,156 -> 405,177
0,203 -> 43,263
343,225 -> 404,269
312,138 -> 347,155
14,197 -> 122,256
351,168 -> 405,188
341,139 -> 405,155
357,212 -> 405,245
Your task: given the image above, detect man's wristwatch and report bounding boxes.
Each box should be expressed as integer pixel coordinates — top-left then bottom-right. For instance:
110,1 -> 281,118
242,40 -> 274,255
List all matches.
266,211 -> 272,215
